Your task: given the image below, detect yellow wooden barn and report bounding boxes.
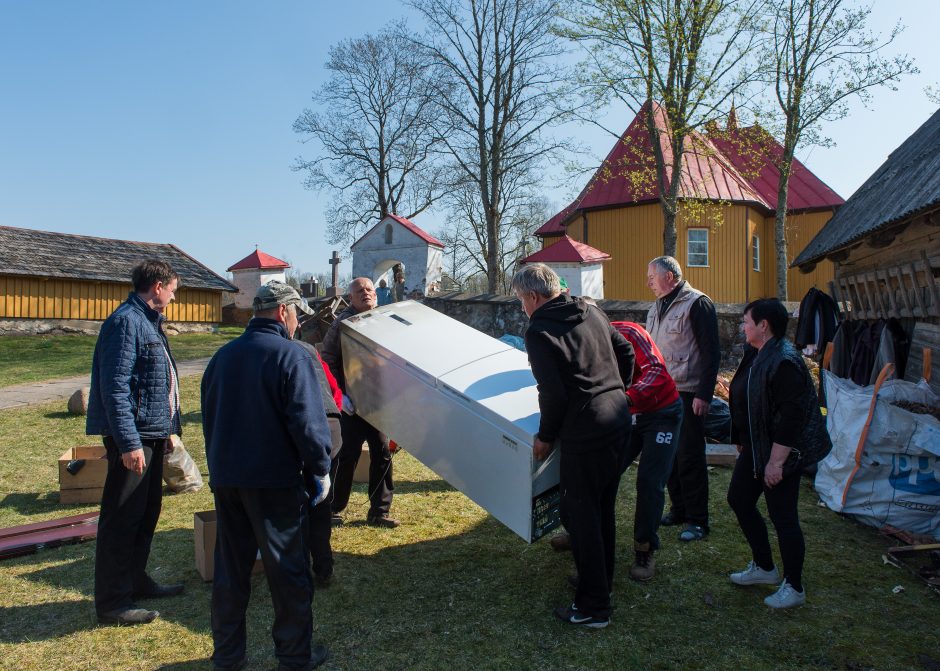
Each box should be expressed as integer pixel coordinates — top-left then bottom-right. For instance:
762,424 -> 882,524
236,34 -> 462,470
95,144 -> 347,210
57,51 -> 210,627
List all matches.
0,226 -> 235,327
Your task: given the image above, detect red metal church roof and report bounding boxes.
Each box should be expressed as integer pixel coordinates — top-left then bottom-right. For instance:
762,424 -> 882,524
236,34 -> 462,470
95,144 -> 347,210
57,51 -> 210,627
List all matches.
227,249 -> 290,272
537,101 -> 842,236
520,235 -> 611,264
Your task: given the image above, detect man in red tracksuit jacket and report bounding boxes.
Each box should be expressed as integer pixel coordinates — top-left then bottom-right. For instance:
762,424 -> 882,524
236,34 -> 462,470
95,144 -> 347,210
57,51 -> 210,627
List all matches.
611,321 -> 683,582
550,319 -> 682,582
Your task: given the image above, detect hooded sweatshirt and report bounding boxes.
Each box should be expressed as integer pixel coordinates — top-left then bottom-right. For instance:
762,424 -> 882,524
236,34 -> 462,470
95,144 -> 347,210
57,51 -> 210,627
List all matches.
524,295 -> 635,451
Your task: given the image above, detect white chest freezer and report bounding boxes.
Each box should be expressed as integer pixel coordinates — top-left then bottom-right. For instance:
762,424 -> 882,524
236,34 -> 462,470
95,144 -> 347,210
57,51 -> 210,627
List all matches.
339,300 -> 560,542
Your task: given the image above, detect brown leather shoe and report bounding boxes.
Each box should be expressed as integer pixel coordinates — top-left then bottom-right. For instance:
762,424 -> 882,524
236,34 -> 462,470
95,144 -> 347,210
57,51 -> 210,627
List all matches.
549,532 -> 571,552
629,542 -> 656,582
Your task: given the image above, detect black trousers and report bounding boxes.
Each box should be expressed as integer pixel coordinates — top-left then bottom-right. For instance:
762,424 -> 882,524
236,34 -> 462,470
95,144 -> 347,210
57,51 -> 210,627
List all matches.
727,447 -> 805,590
211,485 -> 314,670
560,429 -> 629,619
306,416 -> 342,578
666,392 -> 710,527
331,413 -> 393,517
624,399 -> 683,550
94,437 -> 166,614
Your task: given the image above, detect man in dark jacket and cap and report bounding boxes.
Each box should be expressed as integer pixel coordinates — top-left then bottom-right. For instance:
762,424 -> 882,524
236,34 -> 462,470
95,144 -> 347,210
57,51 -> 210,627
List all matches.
512,263 -> 634,628
202,280 -> 333,671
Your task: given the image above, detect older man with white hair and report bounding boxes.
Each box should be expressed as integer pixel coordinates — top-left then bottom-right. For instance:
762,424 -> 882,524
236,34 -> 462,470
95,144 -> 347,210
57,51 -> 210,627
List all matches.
646,256 -> 720,543
513,263 -> 634,628
321,277 -> 399,528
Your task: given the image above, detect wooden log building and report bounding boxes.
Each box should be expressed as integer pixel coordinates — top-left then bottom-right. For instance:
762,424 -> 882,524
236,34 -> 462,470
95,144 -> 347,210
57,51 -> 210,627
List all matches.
793,107 -> 940,390
0,226 -> 236,327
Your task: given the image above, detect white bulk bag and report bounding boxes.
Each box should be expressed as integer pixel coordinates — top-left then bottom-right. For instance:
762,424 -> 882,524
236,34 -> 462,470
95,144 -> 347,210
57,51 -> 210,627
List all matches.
815,365 -> 940,539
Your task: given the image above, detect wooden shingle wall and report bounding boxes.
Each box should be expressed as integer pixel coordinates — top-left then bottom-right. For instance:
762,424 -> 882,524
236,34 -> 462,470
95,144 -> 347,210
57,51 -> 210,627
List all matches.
0,277 -> 221,323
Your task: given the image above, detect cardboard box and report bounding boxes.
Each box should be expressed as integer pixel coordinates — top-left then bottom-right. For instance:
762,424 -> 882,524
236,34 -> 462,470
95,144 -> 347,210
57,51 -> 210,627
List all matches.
352,443 -> 370,483
194,510 -> 263,581
58,445 -> 108,504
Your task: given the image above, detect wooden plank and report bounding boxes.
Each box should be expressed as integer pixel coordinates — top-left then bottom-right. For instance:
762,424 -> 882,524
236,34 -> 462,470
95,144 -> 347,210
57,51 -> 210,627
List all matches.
877,269 -> 900,318
887,543 -> 940,556
854,276 -> 873,318
921,250 -> 940,317
905,322 -> 940,395
0,522 -> 98,560
891,266 -> 914,317
907,262 -> 928,318
868,272 -> 888,318
0,512 -> 98,541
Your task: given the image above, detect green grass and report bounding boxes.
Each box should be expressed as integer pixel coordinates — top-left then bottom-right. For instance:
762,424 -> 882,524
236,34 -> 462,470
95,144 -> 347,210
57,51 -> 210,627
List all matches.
0,376 -> 937,670
0,328 -> 242,387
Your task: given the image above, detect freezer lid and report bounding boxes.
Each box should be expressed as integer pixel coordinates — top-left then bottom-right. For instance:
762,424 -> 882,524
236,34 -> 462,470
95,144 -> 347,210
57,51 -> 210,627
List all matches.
438,348 -> 541,439
339,301 -> 515,378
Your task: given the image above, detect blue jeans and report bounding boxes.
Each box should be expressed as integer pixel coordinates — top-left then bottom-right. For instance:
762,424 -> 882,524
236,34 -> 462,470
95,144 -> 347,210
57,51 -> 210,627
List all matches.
623,399 -> 683,550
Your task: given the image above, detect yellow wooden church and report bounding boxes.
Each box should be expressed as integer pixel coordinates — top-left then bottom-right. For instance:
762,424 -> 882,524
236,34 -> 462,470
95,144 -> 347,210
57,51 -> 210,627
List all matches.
535,102 -> 843,303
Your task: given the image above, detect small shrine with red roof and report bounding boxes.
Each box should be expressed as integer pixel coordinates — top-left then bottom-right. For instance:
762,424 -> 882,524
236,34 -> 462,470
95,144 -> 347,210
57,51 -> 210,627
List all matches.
520,235 -> 611,299
536,101 -> 844,302
226,248 -> 290,309
351,214 -> 445,297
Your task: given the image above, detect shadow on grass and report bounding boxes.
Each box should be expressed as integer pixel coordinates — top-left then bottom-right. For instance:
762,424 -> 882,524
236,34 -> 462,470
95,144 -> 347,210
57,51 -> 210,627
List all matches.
180,411 -> 202,427
386,477 -> 453,495
43,411 -> 76,420
4,528 -> 214,643
0,491 -> 67,516
154,661 -> 208,671
0,598 -> 91,642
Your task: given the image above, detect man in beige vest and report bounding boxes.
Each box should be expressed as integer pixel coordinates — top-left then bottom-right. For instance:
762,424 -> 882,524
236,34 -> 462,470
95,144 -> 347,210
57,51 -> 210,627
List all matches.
646,256 -> 720,542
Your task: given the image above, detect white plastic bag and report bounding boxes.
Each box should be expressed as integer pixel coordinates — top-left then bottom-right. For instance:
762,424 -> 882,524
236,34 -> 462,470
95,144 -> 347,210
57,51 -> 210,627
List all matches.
815,366 -> 940,539
163,435 -> 204,494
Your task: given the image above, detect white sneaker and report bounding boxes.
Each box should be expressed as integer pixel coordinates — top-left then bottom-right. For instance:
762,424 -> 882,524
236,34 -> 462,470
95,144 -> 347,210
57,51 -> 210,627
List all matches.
764,580 -> 806,609
729,560 -> 780,586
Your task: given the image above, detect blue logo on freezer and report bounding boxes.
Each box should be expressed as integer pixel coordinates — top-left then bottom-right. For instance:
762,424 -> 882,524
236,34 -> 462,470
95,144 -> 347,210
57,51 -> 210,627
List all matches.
889,455 -> 940,496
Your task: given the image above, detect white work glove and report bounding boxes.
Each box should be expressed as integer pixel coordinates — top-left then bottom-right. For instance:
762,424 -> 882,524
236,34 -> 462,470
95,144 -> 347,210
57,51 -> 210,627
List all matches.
310,473 -> 331,507
341,394 -> 356,415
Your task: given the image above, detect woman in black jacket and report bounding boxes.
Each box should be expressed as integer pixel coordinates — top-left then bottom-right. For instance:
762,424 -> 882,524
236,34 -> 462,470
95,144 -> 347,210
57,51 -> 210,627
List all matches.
726,298 -> 831,609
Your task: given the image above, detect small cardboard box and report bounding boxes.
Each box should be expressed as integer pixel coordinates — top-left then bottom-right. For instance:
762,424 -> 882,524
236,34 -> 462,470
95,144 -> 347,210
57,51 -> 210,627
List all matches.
58,445 -> 108,504
352,443 -> 370,483
194,510 -> 263,582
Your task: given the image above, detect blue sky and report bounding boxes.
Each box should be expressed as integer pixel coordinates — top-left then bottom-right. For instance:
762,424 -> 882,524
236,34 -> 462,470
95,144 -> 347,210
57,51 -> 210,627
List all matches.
1,1 -> 937,280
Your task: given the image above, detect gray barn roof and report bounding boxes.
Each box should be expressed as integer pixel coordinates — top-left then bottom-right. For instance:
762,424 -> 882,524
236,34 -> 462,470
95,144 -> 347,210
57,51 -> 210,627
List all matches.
0,226 -> 236,292
793,108 -> 940,268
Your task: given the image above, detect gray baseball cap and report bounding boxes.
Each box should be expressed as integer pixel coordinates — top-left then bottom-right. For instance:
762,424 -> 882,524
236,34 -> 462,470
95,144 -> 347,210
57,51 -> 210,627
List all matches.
253,280 -> 315,316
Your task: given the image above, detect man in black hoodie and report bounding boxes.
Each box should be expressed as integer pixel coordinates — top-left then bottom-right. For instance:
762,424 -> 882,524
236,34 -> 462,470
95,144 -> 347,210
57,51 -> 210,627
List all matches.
512,264 -> 634,628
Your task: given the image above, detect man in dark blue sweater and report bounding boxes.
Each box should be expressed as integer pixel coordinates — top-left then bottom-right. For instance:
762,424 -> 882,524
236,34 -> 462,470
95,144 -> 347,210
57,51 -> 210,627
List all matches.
202,281 -> 332,671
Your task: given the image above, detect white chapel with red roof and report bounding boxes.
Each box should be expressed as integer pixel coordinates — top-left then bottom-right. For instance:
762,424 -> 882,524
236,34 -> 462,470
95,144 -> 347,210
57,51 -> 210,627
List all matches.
351,214 -> 444,296
226,248 -> 290,309
520,235 -> 611,299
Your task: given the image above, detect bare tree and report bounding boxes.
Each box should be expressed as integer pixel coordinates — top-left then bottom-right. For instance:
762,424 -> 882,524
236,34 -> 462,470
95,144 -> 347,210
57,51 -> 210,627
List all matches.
761,0 -> 916,299
411,0 -> 578,293
438,186 -> 551,293
293,24 -> 445,249
562,0 -> 762,256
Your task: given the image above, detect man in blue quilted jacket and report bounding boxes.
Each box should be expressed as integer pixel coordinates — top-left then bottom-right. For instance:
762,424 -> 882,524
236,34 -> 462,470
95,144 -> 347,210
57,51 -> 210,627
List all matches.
87,259 -> 184,626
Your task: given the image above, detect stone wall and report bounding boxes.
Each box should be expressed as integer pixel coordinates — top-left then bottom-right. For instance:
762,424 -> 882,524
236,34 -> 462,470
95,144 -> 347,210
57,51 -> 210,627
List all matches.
422,293 -> 799,364
0,318 -> 218,336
